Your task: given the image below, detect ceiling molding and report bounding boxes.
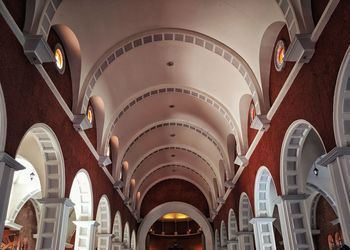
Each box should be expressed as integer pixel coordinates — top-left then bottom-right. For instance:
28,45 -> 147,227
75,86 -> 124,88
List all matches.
79,28 -> 263,116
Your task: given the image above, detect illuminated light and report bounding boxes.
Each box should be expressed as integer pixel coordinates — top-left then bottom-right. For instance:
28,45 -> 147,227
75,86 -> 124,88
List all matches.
161,213 -> 189,220
123,161 -> 129,171
54,44 -> 65,74
274,40 -> 286,72
131,178 -> 136,186
87,106 -> 93,124
249,102 -> 256,125
137,192 -> 141,200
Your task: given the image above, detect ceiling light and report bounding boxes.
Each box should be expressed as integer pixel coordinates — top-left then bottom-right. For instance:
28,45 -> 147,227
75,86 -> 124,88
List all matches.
166,61 -> 174,67
171,154 -> 175,158
169,105 -> 175,108
170,134 -> 176,137
313,167 -> 319,176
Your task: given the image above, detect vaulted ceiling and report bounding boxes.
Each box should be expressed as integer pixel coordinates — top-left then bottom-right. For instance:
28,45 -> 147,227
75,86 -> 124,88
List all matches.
51,0 -> 285,218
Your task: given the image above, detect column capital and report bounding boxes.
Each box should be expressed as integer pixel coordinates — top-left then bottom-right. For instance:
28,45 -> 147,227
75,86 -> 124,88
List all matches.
234,155 -> 248,167
73,220 -> 99,227
249,217 -> 276,224
98,155 -> 112,167
285,33 -> 315,63
0,152 -> 25,171
250,115 -> 270,131
275,193 -> 309,203
318,147 -> 350,167
37,197 -> 75,207
114,180 -> 124,189
73,114 -> 93,131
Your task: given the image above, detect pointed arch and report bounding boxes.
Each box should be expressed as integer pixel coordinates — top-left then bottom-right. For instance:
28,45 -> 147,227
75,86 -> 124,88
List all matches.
96,195 -> 111,234
112,211 -> 123,242
239,193 -> 253,232
123,222 -> 130,248
0,83 -> 6,151
220,220 -> 228,248
215,229 -> 220,250
131,230 -> 136,250
228,209 -> 238,241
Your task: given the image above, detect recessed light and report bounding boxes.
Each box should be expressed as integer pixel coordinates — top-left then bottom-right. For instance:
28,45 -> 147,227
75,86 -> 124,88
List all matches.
169,105 -> 175,108
171,154 -> 176,157
166,61 -> 174,67
170,134 -> 176,137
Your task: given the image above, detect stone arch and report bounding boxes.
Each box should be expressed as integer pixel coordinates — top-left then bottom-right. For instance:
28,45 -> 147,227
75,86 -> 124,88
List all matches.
112,211 -> 122,242
215,229 -> 220,250
228,209 -> 238,241
131,230 -> 136,250
137,202 -> 213,250
0,83 -> 6,152
334,45 -> 350,147
89,96 -> 105,154
238,192 -> 254,250
123,222 -> 130,248
220,220 -> 228,248
96,195 -> 111,234
254,166 -> 278,217
16,123 -> 65,199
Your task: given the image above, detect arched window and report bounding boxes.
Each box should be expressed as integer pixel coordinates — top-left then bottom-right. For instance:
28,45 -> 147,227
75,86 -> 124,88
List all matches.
123,222 -> 130,248
112,211 -> 122,242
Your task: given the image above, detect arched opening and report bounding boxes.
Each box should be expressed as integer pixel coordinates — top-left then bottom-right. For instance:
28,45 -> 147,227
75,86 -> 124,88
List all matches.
220,220 -> 228,249
228,209 -> 239,249
215,229 -> 220,250
68,169 -> 94,250
280,120 -> 329,249
137,202 -> 213,250
112,211 -> 122,246
0,83 -> 6,151
123,222 -> 130,249
131,230 -> 136,250
96,195 -> 111,250
238,193 -> 254,250
4,123 -> 66,249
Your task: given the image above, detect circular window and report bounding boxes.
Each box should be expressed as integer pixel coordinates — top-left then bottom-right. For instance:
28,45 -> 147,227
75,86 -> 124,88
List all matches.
274,40 -> 286,72
249,102 -> 256,124
54,44 -> 65,74
87,106 -> 94,124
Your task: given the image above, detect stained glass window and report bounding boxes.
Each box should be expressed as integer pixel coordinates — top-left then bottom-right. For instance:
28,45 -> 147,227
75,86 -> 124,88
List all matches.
274,40 -> 286,72
54,44 -> 65,74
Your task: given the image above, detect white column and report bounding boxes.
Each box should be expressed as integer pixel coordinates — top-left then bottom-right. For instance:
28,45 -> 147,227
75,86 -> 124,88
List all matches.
276,194 -> 314,250
250,217 -> 276,250
111,241 -> 123,250
96,233 -> 113,250
0,152 -> 25,243
73,220 -> 99,250
237,231 -> 254,250
227,240 -> 239,250
318,147 -> 350,245
35,198 -> 74,250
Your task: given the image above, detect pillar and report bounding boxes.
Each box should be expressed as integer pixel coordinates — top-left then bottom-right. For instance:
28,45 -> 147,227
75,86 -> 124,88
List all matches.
237,231 -> 254,250
250,217 -> 276,250
319,147 -> 350,245
73,220 -> 99,250
0,152 -> 25,242
96,233 -> 113,250
276,194 -> 314,250
35,198 -> 74,250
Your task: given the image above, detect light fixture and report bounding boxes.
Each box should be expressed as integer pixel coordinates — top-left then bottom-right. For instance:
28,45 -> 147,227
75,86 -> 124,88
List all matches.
30,172 -> 35,181
313,167 -> 319,176
169,105 -> 175,108
171,154 -> 175,158
166,61 -> 174,67
54,44 -> 65,74
170,133 -> 176,137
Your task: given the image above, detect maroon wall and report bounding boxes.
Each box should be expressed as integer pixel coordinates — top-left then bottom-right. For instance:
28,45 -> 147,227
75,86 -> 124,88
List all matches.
148,234 -> 203,250
0,0 -> 137,237
141,179 -> 210,218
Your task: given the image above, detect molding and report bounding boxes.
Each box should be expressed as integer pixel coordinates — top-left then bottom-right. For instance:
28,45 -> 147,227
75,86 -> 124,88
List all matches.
249,217 -> 275,224
98,155 -> 112,167
234,155 -> 248,167
250,115 -> 270,131
37,197 -> 75,207
5,220 -> 23,230
330,218 -> 340,225
23,35 -> 55,64
72,114 -> 93,131
114,180 -> 124,189
318,147 -> 350,166
274,193 -> 310,203
0,152 -> 25,171
285,33 -> 315,63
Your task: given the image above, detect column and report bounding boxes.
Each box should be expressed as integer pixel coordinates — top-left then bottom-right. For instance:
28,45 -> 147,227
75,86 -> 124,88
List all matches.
111,241 -> 123,250
237,231 -> 254,250
250,217 -> 276,250
73,220 -> 99,250
318,147 -> 350,245
227,240 -> 239,250
276,194 -> 314,250
35,198 -> 74,250
0,152 -> 25,243
96,233 -> 113,250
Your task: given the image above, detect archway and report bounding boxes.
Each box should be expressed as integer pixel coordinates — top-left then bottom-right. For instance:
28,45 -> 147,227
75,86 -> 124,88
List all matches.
0,83 -> 6,151
220,220 -> 228,249
96,195 -> 112,250
131,230 -> 136,250
252,166 -> 278,250
69,169 -> 95,250
238,193 -> 254,250
280,120 -> 326,249
227,209 -> 239,250
137,202 -> 213,250
123,222 -> 130,249
111,211 -> 123,250
215,229 -> 220,250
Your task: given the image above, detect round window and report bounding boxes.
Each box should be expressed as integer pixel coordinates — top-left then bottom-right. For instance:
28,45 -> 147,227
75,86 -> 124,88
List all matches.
274,40 -> 286,72
87,106 -> 93,124
249,102 -> 256,124
54,44 -> 65,74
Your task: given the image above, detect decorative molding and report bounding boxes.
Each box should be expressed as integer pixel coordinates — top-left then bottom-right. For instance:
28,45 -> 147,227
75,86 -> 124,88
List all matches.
250,115 -> 270,131
234,155 -> 248,167
98,155 -> 112,167
72,114 -> 93,131
318,147 -> 350,166
23,35 -> 55,64
0,152 -> 25,171
285,33 -> 315,63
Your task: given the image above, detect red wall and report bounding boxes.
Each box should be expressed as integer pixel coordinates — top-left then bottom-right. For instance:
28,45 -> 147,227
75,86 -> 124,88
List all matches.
148,234 -> 203,250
